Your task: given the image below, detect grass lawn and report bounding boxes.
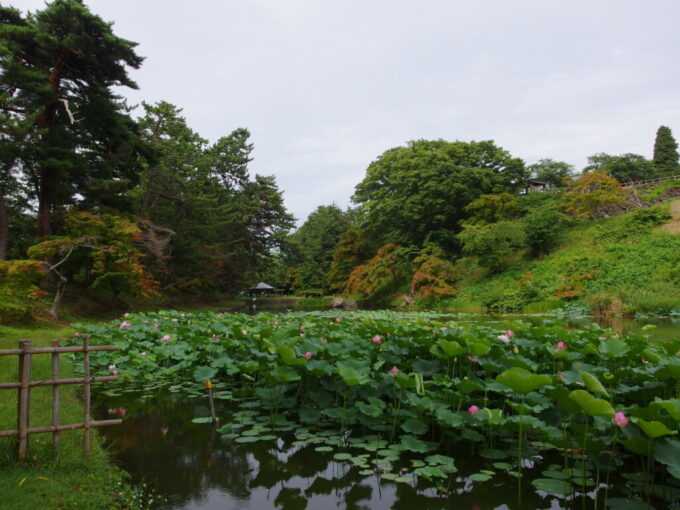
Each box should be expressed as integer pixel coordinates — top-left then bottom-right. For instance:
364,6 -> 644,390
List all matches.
0,324 -> 135,510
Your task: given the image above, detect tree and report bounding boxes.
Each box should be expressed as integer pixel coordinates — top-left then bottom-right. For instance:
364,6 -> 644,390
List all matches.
527,159 -> 573,187
583,153 -> 654,183
463,193 -> 519,225
27,211 -> 157,318
522,205 -> 568,257
560,170 -> 627,219
458,221 -> 526,271
653,126 -> 679,177
325,227 -> 376,293
352,139 -> 528,252
287,205 -> 350,290
343,243 -> 411,299
0,1 -> 145,237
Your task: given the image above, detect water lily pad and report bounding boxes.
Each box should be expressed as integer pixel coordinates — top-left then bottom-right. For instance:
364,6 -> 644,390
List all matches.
414,466 -> 448,479
333,453 -> 353,461
468,473 -> 492,482
400,435 -> 430,453
235,436 -> 259,443
532,478 -> 572,495
493,462 -> 512,470
314,446 -> 333,452
359,469 -> 375,476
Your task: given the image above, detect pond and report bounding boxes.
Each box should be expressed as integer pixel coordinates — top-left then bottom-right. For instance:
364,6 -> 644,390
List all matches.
82,309 -> 680,510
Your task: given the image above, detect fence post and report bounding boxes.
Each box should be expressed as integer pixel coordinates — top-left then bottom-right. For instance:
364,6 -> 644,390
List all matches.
17,340 -> 32,461
82,336 -> 91,456
51,339 -> 60,452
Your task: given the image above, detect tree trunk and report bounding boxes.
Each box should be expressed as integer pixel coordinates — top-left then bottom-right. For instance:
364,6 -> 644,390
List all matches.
0,193 -> 8,259
49,268 -> 67,320
37,170 -> 52,237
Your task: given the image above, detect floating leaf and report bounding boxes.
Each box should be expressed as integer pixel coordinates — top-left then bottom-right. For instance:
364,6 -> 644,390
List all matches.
400,434 -> 430,453
333,453 -> 353,461
532,478 -> 572,495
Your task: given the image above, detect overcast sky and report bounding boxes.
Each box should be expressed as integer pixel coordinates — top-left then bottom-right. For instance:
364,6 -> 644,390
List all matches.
17,0 -> 680,224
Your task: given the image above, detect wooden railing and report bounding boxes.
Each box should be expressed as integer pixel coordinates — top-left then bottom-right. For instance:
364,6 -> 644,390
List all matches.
0,337 -> 121,460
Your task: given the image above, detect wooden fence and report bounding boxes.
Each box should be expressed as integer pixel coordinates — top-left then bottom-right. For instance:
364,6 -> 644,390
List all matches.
0,337 -> 122,460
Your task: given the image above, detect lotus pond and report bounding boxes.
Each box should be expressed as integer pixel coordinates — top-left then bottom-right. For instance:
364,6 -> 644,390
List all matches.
72,311 -> 680,509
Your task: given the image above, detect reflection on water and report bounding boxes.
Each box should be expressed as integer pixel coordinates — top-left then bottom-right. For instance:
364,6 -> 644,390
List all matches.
100,398 -> 575,510
99,309 -> 680,510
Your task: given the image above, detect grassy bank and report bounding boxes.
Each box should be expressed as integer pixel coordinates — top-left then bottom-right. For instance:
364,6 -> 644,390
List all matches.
451,201 -> 680,315
0,325 -> 138,510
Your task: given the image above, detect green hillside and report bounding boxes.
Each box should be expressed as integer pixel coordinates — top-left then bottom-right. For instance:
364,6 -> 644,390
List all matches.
452,200 -> 680,316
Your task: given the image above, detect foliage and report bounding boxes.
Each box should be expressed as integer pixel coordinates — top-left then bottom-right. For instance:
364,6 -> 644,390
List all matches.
343,243 -> 411,299
27,211 -> 157,300
0,259 -> 45,321
134,102 -> 294,293
286,205 -> 349,291
0,1 -> 147,236
463,193 -> 519,225
74,310 -> 680,507
527,158 -> 573,187
522,205 -> 568,256
458,221 -> 526,271
325,227 -> 375,293
584,153 -> 655,183
352,139 -> 529,251
653,125 -> 680,177
560,170 -> 628,219
409,244 -> 456,300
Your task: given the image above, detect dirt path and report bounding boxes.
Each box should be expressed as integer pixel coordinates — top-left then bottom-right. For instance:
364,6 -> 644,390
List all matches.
660,199 -> 680,233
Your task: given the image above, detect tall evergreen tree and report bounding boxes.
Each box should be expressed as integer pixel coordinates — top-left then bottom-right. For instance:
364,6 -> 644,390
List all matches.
653,126 -> 679,177
0,1 -> 145,237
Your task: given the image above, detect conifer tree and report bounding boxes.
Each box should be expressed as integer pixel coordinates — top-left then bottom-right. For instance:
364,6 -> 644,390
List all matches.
653,126 -> 679,177
0,1 -> 145,237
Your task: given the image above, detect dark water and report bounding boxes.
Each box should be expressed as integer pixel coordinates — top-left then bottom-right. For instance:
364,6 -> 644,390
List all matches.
98,310 -> 680,510
100,397 -> 575,510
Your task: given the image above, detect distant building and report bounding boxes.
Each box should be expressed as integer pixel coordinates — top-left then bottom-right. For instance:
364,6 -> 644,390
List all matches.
523,179 -> 554,194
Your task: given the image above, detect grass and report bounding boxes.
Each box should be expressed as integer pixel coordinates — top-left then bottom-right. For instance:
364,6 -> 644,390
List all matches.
0,324 -> 135,510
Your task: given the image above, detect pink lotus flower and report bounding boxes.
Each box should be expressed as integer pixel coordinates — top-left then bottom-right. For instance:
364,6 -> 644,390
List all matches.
390,365 -> 399,375
556,341 -> 566,349
112,369 -> 119,376
612,412 -> 629,427
372,335 -> 382,344
140,352 -> 147,356
153,322 -> 159,328
160,427 -> 169,436
467,355 -> 478,363
506,330 -> 514,337
498,334 -> 510,344
335,317 -> 341,323
119,321 -> 132,329
161,335 -> 171,342
300,333 -> 306,337
304,351 -> 312,359
124,313 -> 130,318
300,325 -> 305,331
468,405 -> 479,415
439,327 -> 448,332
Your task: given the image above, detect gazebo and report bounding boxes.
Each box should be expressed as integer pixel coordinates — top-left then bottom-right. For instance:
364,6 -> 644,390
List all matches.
248,282 -> 275,296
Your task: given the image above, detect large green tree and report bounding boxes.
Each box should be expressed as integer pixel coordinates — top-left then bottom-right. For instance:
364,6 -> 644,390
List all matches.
527,159 -> 573,187
287,204 -> 350,290
653,126 -> 679,177
352,139 -> 528,252
0,1 -> 145,237
135,102 -> 294,293
583,153 -> 654,183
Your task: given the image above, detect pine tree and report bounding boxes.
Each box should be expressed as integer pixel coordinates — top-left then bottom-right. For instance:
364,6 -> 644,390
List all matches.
653,126 -> 680,177
0,1 -> 145,237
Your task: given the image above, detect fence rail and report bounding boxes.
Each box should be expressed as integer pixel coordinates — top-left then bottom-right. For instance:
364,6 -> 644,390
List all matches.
0,337 -> 121,460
